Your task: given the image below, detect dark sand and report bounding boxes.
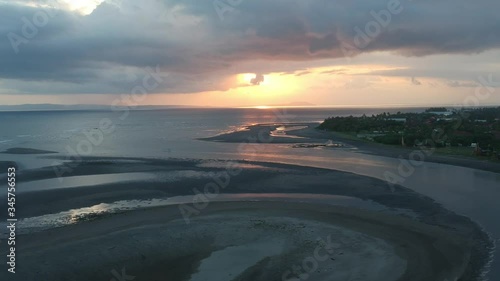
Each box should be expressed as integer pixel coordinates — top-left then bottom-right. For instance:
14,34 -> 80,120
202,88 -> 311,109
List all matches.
200,123 -> 500,173
0,157 -> 493,280
0,161 -> 17,172
4,202 -> 471,281
0,147 -> 58,155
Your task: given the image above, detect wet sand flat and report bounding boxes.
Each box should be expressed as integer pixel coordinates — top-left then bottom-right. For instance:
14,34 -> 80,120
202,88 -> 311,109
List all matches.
0,156 -> 493,280
0,147 -> 58,154
200,123 -> 500,173
4,202 -> 471,281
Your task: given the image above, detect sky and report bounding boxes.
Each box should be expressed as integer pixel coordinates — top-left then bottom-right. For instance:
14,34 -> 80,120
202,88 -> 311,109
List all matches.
0,0 -> 499,107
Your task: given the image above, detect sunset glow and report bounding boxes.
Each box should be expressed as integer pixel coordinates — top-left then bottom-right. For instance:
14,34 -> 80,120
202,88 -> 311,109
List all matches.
1,0 -> 499,107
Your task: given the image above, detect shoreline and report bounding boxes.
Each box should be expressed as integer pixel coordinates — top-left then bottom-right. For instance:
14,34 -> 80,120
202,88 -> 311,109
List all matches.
200,123 -> 500,174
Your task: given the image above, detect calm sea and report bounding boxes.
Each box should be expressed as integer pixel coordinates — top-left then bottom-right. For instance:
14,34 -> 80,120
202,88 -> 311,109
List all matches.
0,107 -> 424,160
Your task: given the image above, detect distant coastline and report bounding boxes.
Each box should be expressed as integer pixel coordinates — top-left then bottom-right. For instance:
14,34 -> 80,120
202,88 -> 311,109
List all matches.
201,122 -> 500,173
3,103 -> 500,112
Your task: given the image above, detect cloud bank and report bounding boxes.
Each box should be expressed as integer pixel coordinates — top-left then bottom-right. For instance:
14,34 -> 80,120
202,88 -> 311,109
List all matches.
1,0 -> 499,95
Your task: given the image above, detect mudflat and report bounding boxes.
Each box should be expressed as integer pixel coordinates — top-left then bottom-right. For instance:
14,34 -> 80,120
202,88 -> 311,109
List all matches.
4,202 -> 472,281
0,156 -> 493,280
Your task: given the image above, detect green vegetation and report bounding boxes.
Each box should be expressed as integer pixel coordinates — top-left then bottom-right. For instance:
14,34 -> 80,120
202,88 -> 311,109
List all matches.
318,107 -> 500,159
425,107 -> 448,112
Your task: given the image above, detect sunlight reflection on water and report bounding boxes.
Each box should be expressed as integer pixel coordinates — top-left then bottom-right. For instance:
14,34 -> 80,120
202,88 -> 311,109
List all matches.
0,193 -> 411,238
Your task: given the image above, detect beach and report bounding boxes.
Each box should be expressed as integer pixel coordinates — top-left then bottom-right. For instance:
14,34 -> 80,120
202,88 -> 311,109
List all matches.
6,202 -> 471,281
0,156 -> 493,280
201,122 -> 500,174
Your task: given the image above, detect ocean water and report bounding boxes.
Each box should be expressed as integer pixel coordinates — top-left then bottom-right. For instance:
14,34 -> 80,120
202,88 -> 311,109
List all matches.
0,107 -> 423,160
1,107 -> 499,279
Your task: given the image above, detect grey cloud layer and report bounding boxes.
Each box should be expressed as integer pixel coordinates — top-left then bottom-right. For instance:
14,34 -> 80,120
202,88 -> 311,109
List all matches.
1,0 -> 499,94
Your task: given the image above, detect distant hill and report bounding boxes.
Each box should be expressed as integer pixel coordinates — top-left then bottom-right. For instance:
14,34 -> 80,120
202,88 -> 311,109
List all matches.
0,104 -> 205,112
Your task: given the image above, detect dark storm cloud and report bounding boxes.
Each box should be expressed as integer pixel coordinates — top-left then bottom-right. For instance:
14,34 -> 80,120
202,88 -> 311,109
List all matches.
1,4 -> 178,77
1,0 -> 499,94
